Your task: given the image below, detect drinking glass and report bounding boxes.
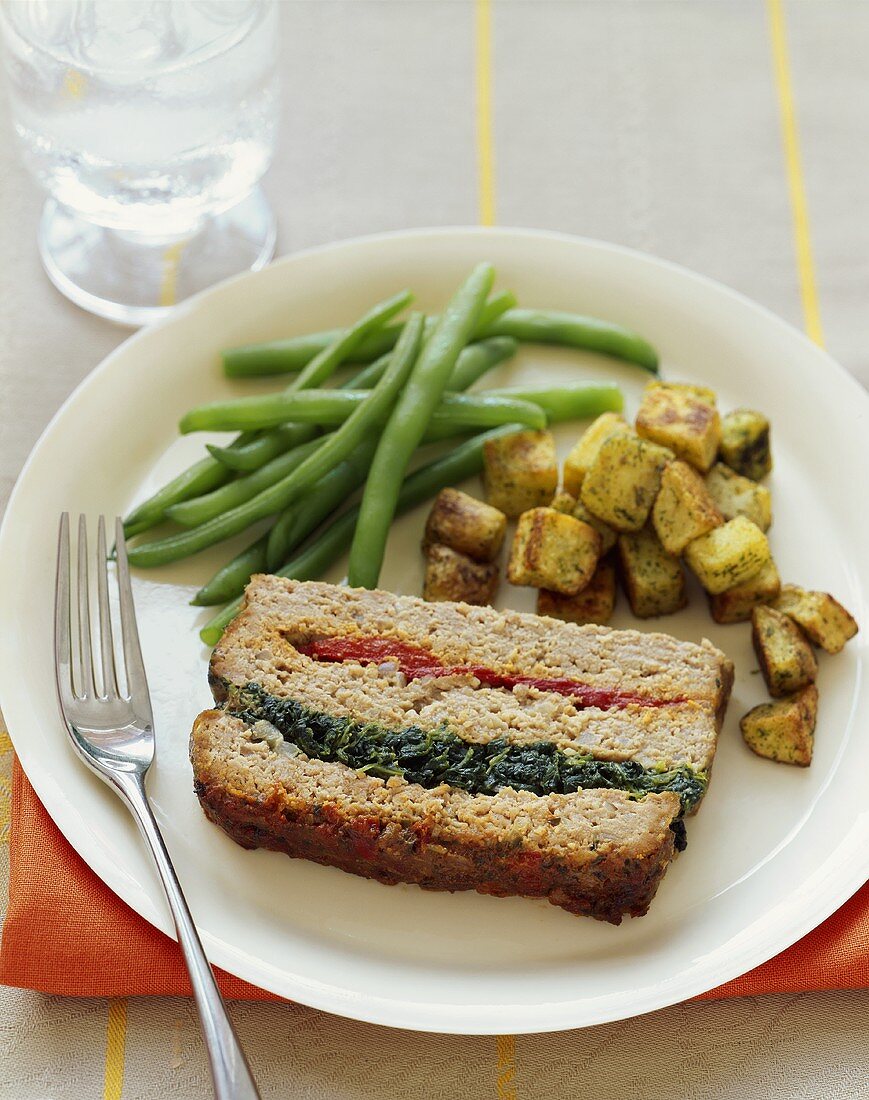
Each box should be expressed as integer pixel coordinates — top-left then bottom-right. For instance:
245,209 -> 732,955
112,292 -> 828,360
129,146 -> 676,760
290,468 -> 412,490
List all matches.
1,0 -> 279,325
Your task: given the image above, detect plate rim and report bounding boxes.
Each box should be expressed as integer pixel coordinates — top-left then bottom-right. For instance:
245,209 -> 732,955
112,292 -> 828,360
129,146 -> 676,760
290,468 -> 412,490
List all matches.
2,224 -> 868,1033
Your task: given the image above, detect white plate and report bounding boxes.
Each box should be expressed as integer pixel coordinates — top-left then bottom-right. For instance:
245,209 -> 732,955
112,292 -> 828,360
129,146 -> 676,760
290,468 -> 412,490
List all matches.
1,228 -> 867,1034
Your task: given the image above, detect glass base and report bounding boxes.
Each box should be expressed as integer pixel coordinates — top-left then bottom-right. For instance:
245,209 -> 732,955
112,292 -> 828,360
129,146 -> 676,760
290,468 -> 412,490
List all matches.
38,188 -> 277,326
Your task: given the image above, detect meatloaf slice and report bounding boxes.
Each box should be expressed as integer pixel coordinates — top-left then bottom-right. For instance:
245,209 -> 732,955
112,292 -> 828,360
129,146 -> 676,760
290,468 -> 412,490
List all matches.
191,710 -> 683,924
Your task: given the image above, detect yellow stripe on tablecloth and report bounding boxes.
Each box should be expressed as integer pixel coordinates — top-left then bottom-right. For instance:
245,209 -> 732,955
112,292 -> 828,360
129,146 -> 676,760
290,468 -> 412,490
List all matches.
0,725 -> 11,844
475,1 -> 513,1084
767,0 -> 824,346
496,1033 -> 517,1100
159,240 -> 186,308
475,0 -> 496,226
103,998 -> 128,1100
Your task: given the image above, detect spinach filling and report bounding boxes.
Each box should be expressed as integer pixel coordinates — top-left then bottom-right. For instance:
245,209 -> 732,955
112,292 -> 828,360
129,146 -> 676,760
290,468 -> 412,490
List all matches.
226,682 -> 705,833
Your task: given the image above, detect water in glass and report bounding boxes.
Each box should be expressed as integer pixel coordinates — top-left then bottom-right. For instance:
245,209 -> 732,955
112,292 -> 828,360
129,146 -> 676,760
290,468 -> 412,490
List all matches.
1,1 -> 280,323
3,0 -> 278,233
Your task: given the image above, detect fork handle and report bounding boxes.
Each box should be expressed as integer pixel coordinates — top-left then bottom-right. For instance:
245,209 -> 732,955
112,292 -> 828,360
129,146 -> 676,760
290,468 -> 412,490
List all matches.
113,770 -> 261,1100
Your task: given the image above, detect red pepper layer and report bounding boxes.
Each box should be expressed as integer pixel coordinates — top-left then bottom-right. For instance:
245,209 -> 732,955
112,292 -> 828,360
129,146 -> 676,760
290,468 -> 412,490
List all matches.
295,636 -> 683,709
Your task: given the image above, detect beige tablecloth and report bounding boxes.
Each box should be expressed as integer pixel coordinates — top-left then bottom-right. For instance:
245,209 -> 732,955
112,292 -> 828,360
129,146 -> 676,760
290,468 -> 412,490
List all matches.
2,2 -> 867,1097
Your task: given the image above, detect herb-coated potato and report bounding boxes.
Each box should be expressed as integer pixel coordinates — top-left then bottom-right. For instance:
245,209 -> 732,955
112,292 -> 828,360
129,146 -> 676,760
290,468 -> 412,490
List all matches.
423,543 -> 500,605
580,433 -> 672,532
709,558 -> 781,624
508,507 -> 601,595
549,489 -> 578,514
684,515 -> 771,594
423,487 -> 507,563
652,460 -> 723,555
719,409 -> 772,481
537,559 -> 617,625
562,413 -> 632,496
617,526 -> 687,618
773,584 -> 859,654
705,462 -> 772,532
740,684 -> 818,766
751,604 -> 818,697
482,429 -> 558,518
549,489 -> 617,554
635,381 -> 721,472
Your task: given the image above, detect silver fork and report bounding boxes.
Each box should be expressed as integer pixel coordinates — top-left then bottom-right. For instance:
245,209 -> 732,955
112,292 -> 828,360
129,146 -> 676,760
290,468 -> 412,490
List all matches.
54,514 -> 261,1100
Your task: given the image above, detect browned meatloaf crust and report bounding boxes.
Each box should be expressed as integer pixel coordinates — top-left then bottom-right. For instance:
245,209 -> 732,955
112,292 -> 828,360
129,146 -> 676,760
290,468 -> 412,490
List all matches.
192,710 -> 683,924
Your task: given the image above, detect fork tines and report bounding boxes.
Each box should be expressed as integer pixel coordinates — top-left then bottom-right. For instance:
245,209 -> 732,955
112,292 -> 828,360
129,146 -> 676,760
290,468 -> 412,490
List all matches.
55,514 -> 148,704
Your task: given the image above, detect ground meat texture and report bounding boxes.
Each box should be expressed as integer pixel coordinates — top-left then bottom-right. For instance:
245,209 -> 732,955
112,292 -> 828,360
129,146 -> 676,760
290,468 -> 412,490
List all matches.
190,711 -> 683,924
210,578 -> 733,793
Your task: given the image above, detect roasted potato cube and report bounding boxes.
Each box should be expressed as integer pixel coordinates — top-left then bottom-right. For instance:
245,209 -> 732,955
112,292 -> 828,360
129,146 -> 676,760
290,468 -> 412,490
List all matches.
549,490 -> 578,514
684,515 -> 771,594
705,462 -> 772,532
507,507 -> 601,595
751,604 -> 818,697
423,488 -> 507,563
563,413 -> 632,495
740,685 -> 818,766
709,559 -> 781,624
537,560 -> 617,625
635,381 -> 721,472
549,490 -> 616,553
580,434 -> 672,532
570,496 -> 618,555
773,584 -> 859,654
483,430 -> 558,517
719,408 -> 772,480
652,460 -> 723,555
617,527 -> 687,618
423,544 -> 499,605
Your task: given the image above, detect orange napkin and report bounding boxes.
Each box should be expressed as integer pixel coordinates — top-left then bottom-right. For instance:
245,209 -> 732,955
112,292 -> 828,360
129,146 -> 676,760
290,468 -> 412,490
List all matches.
2,758 -> 867,1001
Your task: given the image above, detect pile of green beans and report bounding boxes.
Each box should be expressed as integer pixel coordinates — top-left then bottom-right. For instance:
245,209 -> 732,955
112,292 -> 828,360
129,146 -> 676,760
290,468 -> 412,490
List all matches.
122,289 -> 411,537
206,335 -> 517,471
190,337 -> 519,604
348,261 -> 495,588
120,265 -> 655,644
127,313 -> 424,568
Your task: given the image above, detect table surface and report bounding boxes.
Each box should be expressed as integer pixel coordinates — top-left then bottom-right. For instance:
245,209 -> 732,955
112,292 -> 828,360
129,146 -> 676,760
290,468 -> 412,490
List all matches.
2,2 -> 868,1098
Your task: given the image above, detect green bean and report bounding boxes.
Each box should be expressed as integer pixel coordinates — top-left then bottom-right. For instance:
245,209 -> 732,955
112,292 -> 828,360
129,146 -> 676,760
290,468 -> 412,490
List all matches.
207,424 -> 312,472
348,262 -> 495,589
484,382 -> 623,422
165,436 -> 325,527
121,432 -> 258,538
190,532 -> 270,607
182,379 -> 541,436
221,289 -> 516,379
444,336 -> 516,391
481,308 -> 658,373
182,392 -> 355,434
222,327 -> 397,379
265,440 -> 374,570
192,440 -> 376,604
123,291 -> 410,536
428,393 -> 544,432
199,423 -> 523,646
128,314 -> 424,568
